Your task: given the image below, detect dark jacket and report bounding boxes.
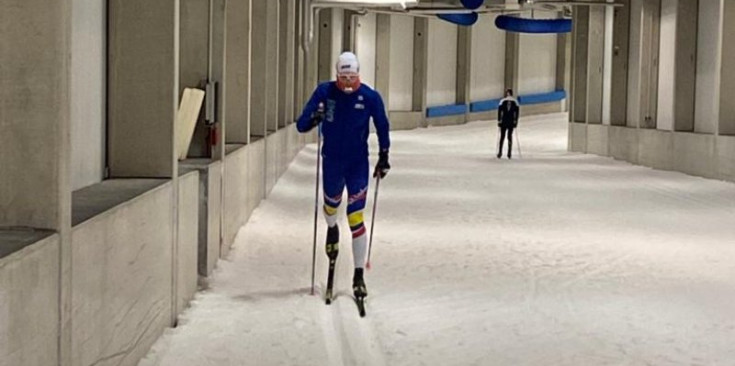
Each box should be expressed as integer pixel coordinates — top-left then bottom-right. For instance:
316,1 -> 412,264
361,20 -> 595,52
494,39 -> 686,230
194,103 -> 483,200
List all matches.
498,97 -> 519,128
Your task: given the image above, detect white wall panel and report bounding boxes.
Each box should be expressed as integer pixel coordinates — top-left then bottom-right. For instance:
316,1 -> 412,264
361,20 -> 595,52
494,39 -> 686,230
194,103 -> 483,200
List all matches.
470,14 -> 505,101
518,33 -> 557,95
656,0 -> 676,131
71,0 -> 106,190
356,13 -> 377,88
427,19 -> 457,106
388,15 -> 414,111
695,0 -> 722,134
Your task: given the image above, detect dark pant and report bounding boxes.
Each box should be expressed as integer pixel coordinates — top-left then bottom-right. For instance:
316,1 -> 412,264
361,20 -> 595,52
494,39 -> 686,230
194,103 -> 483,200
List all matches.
498,126 -> 514,157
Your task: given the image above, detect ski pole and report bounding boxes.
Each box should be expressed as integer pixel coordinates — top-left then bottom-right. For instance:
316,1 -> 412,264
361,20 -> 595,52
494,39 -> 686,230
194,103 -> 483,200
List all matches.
366,175 -> 381,270
310,105 -> 324,296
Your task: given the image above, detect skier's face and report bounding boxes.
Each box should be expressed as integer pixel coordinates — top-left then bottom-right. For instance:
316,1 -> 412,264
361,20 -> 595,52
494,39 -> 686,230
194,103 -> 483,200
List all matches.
337,72 -> 360,94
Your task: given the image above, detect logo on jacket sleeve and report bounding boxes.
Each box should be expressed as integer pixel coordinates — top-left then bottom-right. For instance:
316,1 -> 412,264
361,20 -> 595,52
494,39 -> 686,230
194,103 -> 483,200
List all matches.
326,99 -> 336,122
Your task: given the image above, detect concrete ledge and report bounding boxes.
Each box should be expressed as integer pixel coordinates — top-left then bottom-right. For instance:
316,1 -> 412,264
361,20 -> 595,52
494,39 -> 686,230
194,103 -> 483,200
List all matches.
223,144 -> 250,253
0,233 -> 59,366
673,133 -> 717,179
179,159 -> 222,277
639,129 -> 674,171
389,111 -> 423,130
608,126 -> 640,164
521,101 -> 564,116
72,179 -> 169,226
570,124 -> 735,183
71,182 -> 173,366
586,124 -> 609,156
717,135 -> 735,181
177,171 -> 199,314
569,122 -> 587,152
248,139 -> 267,215
0,228 -> 54,259
467,110 -> 495,122
426,114 -> 466,127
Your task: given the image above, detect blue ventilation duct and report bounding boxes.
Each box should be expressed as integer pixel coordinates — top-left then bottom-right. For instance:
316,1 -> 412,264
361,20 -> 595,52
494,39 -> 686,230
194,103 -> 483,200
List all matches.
460,0 -> 484,10
437,12 -> 479,26
495,15 -> 572,34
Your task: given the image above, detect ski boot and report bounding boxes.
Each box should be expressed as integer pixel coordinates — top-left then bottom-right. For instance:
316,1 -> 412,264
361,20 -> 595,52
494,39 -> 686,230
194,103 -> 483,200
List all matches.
353,268 -> 367,317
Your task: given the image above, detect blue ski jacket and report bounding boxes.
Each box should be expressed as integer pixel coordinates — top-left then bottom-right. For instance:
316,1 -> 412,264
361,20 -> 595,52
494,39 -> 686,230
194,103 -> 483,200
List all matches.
297,82 -> 390,161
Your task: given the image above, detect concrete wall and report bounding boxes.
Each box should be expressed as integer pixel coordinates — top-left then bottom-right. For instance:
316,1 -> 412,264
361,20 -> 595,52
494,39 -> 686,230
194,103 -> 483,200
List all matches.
695,0 -> 721,134
572,124 -> 735,183
518,33 -> 557,95
656,0 -> 677,131
356,13 -> 377,88
1,0 -> 70,229
716,135 -> 735,181
427,19 -> 457,106
0,235 -> 59,366
108,0 -> 178,178
177,171 -> 199,314
223,145 -> 250,254
71,0 -> 106,190
602,7 -> 614,125
388,15 -> 415,111
71,182 -> 174,366
470,14 -> 506,102
586,123 -> 609,156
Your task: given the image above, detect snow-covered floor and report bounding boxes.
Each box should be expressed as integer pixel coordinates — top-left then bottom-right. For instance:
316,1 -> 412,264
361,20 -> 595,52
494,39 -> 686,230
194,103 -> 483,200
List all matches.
140,113 -> 735,366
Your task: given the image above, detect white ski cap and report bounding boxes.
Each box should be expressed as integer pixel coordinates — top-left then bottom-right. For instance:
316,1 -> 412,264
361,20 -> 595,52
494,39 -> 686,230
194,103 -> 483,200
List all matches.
336,52 -> 360,74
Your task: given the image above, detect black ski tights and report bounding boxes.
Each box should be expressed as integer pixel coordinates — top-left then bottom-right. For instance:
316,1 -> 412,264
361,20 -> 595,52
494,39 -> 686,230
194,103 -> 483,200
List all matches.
498,127 -> 514,158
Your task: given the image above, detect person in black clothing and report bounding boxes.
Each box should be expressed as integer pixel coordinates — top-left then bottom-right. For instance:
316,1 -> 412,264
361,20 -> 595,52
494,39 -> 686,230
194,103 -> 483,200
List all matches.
497,88 -> 519,159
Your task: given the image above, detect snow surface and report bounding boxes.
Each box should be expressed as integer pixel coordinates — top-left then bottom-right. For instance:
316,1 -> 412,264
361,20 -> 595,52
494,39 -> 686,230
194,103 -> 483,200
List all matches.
140,113 -> 735,366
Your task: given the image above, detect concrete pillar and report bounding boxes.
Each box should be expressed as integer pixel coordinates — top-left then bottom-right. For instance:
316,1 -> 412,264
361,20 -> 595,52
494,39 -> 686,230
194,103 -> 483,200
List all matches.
180,0 -> 210,157
720,0 -> 735,135
631,0 -> 660,129
375,14 -> 392,102
457,26 -> 472,116
293,0 -> 305,116
611,0 -> 631,126
1,1 -> 72,364
504,32 -> 520,95
412,18 -> 429,123
303,7 -> 319,105
108,0 -> 179,177
210,0 -> 227,159
318,9 -> 334,83
587,7 -> 605,124
251,0 -> 269,138
572,6 -> 590,123
672,0 -> 698,132
278,0 -> 296,128
224,0 -> 251,143
267,0 -> 279,133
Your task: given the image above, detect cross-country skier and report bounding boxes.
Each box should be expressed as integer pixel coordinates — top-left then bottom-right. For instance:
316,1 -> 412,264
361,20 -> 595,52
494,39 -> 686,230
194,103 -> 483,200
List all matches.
296,51 -> 391,303
497,88 -> 520,159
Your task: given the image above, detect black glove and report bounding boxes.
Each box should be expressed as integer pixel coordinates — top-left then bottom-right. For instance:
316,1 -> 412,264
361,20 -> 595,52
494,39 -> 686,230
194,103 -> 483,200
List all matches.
373,150 -> 390,179
309,102 -> 326,129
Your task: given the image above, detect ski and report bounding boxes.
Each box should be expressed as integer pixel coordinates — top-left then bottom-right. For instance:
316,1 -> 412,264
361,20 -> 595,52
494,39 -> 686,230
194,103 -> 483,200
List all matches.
355,296 -> 366,317
324,226 -> 339,305
325,256 -> 336,305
